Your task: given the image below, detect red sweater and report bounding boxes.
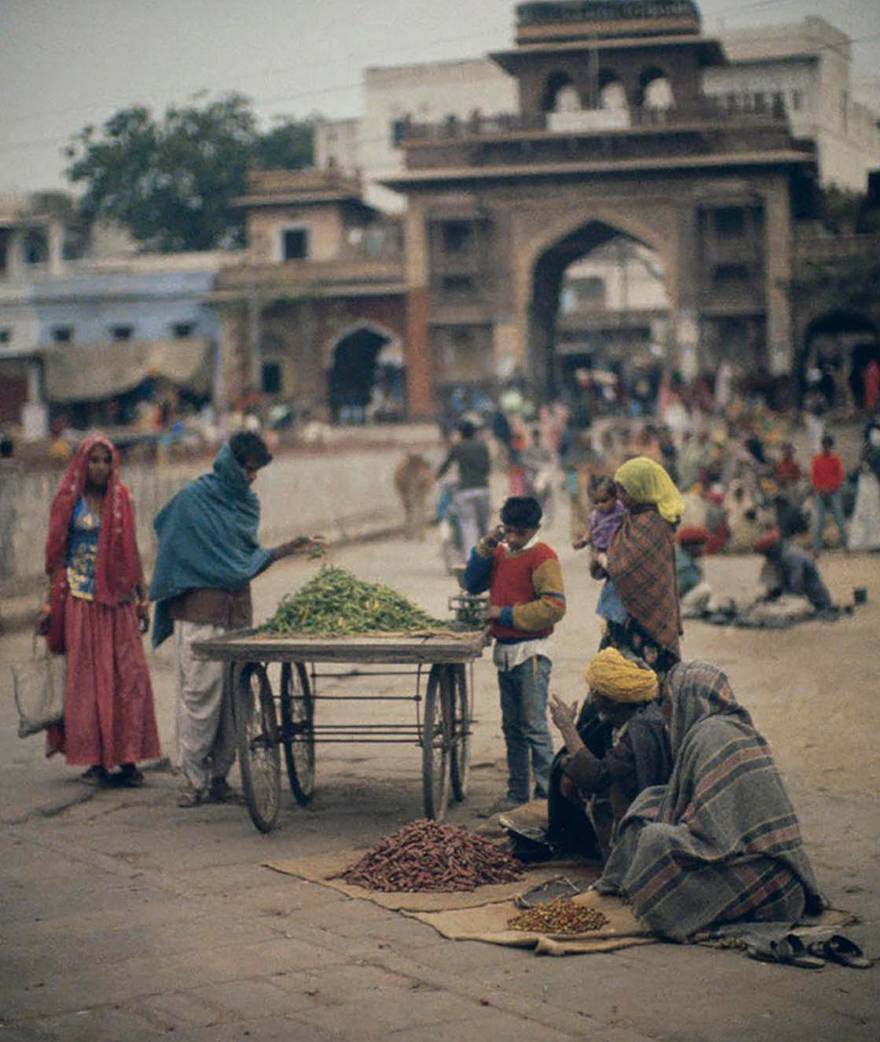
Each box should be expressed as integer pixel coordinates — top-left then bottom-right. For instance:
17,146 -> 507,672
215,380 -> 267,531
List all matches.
488,542 -> 566,641
810,453 -> 845,493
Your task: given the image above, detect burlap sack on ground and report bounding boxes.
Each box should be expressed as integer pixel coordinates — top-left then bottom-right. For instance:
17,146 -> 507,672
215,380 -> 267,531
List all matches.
405,888 -> 656,955
264,849 -> 599,913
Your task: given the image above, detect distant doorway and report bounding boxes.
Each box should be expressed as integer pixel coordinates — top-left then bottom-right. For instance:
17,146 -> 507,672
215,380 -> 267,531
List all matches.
327,324 -> 405,423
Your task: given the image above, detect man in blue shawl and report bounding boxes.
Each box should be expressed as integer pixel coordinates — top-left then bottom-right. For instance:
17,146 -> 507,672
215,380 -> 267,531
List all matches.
150,432 -> 321,807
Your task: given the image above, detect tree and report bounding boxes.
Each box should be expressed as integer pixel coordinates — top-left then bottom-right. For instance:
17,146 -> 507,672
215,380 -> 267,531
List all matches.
65,94 -> 314,252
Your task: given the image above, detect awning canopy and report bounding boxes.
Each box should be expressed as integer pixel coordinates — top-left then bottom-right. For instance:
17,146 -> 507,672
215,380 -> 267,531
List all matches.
43,338 -> 213,404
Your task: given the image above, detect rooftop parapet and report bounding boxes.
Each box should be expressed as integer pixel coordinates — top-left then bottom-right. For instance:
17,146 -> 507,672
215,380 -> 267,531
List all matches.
515,1 -> 702,44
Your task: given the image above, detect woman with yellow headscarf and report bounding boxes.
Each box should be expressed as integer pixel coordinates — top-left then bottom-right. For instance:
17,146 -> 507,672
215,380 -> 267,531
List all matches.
588,456 -> 684,672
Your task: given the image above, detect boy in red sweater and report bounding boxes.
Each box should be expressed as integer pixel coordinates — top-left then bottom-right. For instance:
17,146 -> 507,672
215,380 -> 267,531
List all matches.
463,496 -> 566,812
810,434 -> 848,555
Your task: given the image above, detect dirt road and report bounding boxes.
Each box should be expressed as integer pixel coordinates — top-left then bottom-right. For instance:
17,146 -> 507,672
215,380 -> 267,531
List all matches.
1,508 -> 877,1042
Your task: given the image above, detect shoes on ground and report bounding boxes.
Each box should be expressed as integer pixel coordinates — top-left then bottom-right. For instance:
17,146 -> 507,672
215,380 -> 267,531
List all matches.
116,764 -> 145,788
80,765 -> 112,786
177,786 -> 205,808
207,777 -> 242,804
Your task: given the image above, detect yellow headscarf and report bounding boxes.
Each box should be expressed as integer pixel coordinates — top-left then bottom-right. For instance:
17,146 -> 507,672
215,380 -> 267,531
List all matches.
584,647 -> 658,703
614,456 -> 684,524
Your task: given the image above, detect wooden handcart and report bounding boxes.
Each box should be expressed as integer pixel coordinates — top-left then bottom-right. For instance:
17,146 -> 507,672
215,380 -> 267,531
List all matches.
191,629 -> 487,833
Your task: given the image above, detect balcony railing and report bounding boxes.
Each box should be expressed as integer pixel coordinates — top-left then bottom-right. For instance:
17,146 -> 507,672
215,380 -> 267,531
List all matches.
792,233 -> 880,264
398,100 -> 789,145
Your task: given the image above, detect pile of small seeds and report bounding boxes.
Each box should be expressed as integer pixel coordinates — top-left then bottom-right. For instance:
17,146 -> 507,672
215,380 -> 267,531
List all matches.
335,819 -> 524,892
507,897 -> 610,934
261,566 -> 447,635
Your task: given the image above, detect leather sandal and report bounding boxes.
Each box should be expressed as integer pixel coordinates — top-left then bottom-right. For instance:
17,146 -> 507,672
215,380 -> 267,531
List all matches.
746,934 -> 826,969
807,935 -> 872,969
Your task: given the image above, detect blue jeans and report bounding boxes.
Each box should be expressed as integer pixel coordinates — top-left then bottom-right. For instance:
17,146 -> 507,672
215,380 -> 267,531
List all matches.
813,490 -> 847,553
497,655 -> 554,803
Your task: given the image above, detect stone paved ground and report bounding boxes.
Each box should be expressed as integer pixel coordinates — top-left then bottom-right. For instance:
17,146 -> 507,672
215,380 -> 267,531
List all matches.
1,495 -> 877,1042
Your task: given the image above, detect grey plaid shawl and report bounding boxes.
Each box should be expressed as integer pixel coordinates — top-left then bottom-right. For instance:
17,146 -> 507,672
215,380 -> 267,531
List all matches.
598,662 -> 822,940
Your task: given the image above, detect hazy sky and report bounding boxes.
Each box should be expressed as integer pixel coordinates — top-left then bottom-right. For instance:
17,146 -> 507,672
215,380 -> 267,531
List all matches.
2,0 -> 879,195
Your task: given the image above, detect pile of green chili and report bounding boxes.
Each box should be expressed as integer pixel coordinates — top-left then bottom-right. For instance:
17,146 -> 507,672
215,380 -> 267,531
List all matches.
261,566 -> 449,635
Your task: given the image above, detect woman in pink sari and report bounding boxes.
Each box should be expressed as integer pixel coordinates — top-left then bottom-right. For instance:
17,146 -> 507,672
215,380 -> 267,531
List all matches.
36,434 -> 160,785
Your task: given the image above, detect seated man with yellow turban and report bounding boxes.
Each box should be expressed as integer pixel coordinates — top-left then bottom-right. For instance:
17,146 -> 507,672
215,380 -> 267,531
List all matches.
547,648 -> 672,860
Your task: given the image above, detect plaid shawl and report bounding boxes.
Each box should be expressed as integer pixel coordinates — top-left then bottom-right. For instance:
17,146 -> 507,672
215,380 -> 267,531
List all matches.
607,505 -> 681,657
598,662 -> 822,940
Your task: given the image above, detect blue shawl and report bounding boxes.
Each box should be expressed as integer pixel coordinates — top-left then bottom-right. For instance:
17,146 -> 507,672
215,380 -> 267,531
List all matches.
149,443 -> 274,647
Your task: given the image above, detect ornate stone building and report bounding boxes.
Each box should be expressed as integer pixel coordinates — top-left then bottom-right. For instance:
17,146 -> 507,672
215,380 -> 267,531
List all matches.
379,0 -> 816,406
219,3 -> 880,420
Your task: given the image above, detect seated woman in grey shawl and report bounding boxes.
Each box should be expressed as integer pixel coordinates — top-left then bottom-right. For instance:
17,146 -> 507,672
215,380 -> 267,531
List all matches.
596,661 -> 823,941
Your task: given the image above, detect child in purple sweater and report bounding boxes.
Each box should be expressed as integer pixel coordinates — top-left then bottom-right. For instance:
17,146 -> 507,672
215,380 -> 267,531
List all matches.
573,475 -> 628,625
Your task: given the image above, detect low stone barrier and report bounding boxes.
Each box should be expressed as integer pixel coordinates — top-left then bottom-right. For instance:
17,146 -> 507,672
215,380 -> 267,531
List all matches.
0,440 -> 442,595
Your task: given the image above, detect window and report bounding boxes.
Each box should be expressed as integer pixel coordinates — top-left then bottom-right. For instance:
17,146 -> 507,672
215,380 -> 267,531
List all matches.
261,361 -> 282,394
110,325 -> 133,341
771,91 -> 785,116
390,117 -> 412,146
441,221 -> 472,254
172,322 -> 195,339
753,92 -> 766,114
713,264 -> 750,287
0,328 -> 11,345
441,275 -> 476,294
725,92 -> 738,112
713,207 -> 746,239
282,228 -> 308,260
24,230 -> 48,265
51,326 -> 73,343
791,90 -> 803,112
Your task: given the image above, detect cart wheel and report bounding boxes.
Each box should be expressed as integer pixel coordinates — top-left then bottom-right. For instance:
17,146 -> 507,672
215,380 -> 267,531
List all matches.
235,663 -> 281,833
280,661 -> 315,805
422,665 -> 452,820
449,664 -> 472,801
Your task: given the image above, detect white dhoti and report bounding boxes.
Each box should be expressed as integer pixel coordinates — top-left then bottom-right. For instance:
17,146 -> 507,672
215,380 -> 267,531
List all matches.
174,621 -> 237,793
849,472 -> 880,551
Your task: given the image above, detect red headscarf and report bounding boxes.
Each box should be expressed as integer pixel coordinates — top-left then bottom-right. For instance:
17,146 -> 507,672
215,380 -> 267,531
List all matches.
44,434 -> 140,604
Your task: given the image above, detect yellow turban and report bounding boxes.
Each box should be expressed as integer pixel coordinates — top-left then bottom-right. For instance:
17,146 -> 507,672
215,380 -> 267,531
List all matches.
614,456 -> 684,524
584,647 -> 658,703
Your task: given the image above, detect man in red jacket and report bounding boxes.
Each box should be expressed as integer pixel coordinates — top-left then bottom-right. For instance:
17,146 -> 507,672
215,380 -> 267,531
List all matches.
810,434 -> 848,556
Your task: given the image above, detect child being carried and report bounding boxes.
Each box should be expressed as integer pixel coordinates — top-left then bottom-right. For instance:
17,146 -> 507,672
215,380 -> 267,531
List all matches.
573,475 -> 628,626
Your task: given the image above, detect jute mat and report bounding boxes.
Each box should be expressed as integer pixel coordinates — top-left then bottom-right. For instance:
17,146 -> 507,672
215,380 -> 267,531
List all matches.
264,849 -> 600,914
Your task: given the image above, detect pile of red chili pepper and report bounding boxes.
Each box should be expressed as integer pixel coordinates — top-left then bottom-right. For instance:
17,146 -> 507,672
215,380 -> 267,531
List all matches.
335,819 -> 524,892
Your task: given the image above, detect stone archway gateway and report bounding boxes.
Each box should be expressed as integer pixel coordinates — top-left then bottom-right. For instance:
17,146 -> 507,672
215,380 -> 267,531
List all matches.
527,218 -> 669,398
803,310 -> 880,410
326,321 -> 406,422
384,0 -> 813,409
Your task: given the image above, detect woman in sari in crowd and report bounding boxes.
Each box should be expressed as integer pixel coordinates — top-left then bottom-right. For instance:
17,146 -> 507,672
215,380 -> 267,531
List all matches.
597,456 -> 684,677
36,435 -> 160,785
597,662 -> 823,941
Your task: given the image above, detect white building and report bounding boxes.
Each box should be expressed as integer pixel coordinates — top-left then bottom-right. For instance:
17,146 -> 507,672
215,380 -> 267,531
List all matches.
316,59 -> 517,212
703,18 -> 880,192
315,16 -> 880,203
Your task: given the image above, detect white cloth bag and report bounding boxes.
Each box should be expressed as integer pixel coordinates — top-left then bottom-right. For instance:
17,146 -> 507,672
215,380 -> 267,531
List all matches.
11,639 -> 66,737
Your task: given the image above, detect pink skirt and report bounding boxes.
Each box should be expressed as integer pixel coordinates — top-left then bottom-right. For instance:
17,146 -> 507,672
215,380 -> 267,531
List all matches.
49,596 -> 161,769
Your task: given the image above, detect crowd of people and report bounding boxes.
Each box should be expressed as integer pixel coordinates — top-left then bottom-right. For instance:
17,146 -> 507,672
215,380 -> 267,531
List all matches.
29,395 -> 864,946
458,454 -> 826,942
